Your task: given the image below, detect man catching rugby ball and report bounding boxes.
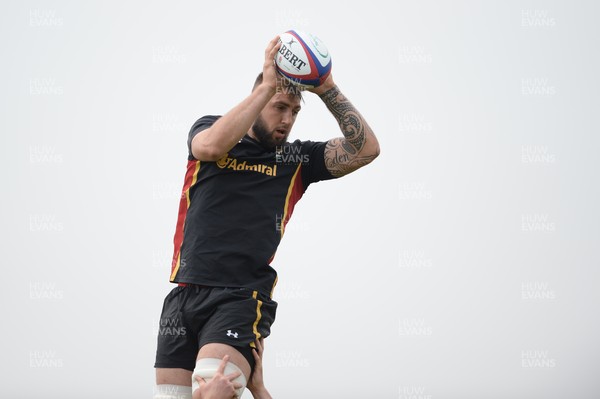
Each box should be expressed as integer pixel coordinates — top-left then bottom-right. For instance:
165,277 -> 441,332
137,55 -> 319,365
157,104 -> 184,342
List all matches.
154,35 -> 380,398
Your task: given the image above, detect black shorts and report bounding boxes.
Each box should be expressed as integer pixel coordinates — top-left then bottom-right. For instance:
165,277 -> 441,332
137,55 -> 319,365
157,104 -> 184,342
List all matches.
154,285 -> 277,372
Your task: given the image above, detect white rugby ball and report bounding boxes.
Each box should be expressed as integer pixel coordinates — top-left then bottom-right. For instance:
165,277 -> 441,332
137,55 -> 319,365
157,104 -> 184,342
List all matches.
275,30 -> 332,88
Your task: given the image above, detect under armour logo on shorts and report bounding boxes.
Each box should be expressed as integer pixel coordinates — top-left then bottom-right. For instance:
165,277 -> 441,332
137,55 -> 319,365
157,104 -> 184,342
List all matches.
227,330 -> 239,338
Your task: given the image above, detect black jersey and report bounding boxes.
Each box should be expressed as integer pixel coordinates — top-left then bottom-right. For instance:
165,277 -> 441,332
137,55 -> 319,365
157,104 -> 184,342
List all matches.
169,115 -> 336,297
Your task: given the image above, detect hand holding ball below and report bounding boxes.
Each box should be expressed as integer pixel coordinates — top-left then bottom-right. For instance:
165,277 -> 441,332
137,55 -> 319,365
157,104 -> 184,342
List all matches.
274,30 -> 332,88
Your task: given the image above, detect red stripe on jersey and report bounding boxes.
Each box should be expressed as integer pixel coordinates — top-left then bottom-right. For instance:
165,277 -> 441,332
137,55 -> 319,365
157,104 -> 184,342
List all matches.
170,159 -> 201,282
268,165 -> 304,265
281,166 -> 305,236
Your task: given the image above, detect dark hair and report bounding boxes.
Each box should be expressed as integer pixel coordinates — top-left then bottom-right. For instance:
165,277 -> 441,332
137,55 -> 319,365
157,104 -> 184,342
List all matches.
253,72 -> 304,101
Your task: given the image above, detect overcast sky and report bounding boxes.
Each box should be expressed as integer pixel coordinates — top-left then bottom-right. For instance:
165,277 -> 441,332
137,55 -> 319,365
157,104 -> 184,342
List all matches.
1,1 -> 599,398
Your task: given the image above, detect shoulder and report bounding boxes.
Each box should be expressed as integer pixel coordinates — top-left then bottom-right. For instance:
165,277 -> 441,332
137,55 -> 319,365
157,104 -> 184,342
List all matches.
287,139 -> 326,152
190,115 -> 222,133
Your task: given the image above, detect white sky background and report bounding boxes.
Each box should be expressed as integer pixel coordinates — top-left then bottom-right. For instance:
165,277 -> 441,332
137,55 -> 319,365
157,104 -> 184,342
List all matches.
1,0 -> 599,398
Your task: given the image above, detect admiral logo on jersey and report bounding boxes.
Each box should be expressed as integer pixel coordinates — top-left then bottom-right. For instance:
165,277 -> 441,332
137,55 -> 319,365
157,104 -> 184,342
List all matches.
216,152 -> 278,176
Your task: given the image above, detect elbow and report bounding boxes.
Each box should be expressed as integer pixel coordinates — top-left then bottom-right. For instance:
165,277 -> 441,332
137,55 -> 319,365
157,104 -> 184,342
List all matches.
371,143 -> 381,159
365,135 -> 380,162
204,147 -> 226,162
366,146 -> 380,166
192,144 -> 225,162
190,130 -> 227,161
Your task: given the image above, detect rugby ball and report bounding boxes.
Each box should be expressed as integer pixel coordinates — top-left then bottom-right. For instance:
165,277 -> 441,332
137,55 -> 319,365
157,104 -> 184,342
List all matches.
275,30 -> 332,88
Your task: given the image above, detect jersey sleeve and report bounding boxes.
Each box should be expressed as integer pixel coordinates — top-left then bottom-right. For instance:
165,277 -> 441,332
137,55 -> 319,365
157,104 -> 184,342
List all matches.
187,115 -> 221,160
300,140 -> 338,188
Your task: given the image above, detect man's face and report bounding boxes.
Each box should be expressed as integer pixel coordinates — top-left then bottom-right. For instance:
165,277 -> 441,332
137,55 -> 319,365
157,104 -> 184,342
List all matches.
251,93 -> 302,150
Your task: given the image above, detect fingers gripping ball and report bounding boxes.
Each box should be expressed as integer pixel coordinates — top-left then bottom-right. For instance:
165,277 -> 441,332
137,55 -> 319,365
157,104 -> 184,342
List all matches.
192,358 -> 247,398
275,30 -> 332,88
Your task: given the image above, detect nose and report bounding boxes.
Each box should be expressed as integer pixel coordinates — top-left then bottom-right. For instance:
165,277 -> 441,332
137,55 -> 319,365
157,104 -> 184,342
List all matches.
281,109 -> 293,126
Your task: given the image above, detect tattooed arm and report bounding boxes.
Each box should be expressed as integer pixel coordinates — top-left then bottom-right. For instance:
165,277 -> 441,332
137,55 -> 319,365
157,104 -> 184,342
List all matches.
309,76 -> 380,177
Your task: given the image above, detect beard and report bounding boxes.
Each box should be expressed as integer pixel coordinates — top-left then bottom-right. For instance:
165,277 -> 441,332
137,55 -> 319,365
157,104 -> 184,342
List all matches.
251,115 -> 287,151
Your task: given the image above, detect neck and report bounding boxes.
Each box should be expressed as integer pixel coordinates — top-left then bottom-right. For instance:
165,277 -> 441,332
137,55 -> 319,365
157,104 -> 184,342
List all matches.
247,129 -> 258,141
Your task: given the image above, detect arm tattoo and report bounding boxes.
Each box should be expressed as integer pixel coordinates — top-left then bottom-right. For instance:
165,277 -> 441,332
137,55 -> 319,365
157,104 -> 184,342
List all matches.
320,85 -> 376,177
319,86 -> 365,154
324,138 -> 378,177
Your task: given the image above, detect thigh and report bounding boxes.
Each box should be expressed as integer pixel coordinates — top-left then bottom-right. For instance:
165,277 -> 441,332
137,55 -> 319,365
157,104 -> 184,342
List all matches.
197,343 -> 252,381
155,367 -> 192,386
154,286 -> 204,375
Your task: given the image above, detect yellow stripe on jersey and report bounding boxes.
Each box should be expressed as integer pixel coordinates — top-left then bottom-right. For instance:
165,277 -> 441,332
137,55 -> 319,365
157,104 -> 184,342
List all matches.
169,252 -> 182,282
186,161 -> 201,207
270,275 -> 278,299
280,164 -> 302,239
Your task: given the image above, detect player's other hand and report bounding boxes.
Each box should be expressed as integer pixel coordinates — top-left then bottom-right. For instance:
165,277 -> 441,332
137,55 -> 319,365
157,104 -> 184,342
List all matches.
247,338 -> 271,398
192,355 -> 242,399
307,74 -> 335,96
